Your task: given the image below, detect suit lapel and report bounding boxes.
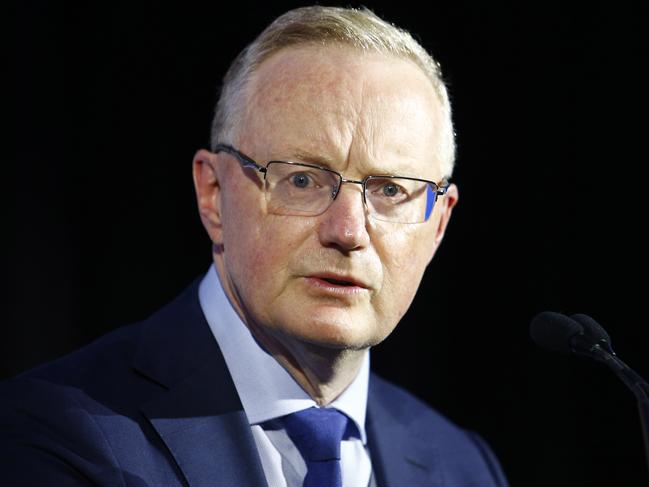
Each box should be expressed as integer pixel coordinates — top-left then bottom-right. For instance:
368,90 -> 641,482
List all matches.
366,375 -> 443,487
133,280 -> 268,487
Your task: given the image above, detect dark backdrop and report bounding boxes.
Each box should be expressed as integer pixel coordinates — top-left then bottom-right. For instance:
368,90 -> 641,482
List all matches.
9,1 -> 649,485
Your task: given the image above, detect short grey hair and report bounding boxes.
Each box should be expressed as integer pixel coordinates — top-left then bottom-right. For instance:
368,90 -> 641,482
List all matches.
210,6 -> 456,177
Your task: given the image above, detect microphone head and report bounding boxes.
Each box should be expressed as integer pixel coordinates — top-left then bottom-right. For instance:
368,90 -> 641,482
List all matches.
529,311 -> 584,355
570,313 -> 611,344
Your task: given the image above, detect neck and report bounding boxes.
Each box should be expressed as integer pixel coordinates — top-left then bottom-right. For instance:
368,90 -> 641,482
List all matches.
212,252 -> 366,406
265,336 -> 366,406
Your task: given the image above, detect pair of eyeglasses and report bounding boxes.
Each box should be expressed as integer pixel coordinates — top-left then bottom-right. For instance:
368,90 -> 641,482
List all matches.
214,144 -> 449,224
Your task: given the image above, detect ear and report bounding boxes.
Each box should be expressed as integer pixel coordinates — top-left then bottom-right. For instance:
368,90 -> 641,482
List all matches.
192,149 -> 223,245
427,183 -> 459,262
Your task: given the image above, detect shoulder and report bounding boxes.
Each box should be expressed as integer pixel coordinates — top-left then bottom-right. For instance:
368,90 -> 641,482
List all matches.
0,276 -> 240,485
369,372 -> 460,435
0,278 -> 205,484
1,317 -> 146,408
368,372 -> 509,486
0,322 -> 146,485
1,276 -> 204,408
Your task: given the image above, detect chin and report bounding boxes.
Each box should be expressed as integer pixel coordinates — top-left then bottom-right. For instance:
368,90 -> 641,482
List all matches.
287,312 -> 382,351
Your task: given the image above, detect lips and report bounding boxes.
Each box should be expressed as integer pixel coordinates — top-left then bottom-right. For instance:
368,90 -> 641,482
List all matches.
307,273 -> 370,289
322,277 -> 355,286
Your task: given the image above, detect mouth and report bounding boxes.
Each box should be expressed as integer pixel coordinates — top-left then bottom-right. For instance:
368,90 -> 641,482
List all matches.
321,277 -> 357,286
304,273 -> 370,295
313,273 -> 368,287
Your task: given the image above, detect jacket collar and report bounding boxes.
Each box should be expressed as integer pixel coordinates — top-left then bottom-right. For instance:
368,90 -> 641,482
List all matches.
132,279 -> 268,487
131,278 -> 441,487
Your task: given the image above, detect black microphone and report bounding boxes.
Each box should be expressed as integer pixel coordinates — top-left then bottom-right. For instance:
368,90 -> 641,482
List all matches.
530,311 -> 649,475
530,311 -> 618,364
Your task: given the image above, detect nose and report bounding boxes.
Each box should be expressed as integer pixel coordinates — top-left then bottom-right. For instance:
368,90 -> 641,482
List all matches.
317,183 -> 370,252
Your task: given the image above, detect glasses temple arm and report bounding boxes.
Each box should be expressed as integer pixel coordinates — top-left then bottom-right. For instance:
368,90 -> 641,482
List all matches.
214,143 -> 267,173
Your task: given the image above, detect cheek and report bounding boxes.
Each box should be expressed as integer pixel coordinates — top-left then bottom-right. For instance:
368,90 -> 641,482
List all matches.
222,195 -> 314,308
220,182 -> 267,290
372,223 -> 435,320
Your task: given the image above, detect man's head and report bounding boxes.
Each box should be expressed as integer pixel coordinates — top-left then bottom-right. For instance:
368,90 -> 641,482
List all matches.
193,6 -> 458,360
211,6 -> 456,177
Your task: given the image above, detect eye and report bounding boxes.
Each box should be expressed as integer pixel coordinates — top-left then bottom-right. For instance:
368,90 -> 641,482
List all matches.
366,178 -> 412,205
378,182 -> 408,200
382,183 -> 400,197
291,173 -> 311,188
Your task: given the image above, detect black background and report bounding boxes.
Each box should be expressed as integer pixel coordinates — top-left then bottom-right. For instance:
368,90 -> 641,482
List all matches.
9,1 -> 649,485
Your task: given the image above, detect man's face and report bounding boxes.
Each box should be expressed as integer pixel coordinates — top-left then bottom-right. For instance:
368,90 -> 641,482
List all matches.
199,46 -> 457,353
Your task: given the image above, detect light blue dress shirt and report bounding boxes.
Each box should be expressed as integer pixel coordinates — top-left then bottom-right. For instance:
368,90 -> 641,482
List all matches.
199,265 -> 372,487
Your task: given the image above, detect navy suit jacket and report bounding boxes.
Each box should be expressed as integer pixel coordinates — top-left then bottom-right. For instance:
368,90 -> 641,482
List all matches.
1,279 -> 508,486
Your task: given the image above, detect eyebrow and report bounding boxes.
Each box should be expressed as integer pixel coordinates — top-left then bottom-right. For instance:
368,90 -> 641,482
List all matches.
280,148 -> 431,179
286,149 -> 338,168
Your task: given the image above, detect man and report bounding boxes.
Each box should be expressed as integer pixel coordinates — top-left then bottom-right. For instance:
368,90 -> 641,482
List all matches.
1,6 -> 508,486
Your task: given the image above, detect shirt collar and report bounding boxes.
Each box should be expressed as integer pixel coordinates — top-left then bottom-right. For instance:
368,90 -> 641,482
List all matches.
198,264 -> 369,443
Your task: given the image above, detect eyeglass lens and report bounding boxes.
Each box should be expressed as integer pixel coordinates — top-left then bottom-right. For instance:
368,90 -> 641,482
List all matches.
264,162 -> 436,223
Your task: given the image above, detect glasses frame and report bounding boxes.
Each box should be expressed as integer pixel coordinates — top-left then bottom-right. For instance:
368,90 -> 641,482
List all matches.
213,143 -> 450,223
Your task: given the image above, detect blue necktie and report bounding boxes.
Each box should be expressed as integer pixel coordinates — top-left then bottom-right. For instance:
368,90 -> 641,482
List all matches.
282,407 -> 349,487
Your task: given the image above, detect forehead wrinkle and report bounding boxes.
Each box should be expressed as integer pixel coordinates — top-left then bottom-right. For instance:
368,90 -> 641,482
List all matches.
342,74 -> 367,176
271,113 -> 357,168
347,85 -> 428,179
366,82 -> 444,179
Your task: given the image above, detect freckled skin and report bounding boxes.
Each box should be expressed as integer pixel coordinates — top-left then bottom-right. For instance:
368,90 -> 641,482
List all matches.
193,45 -> 458,402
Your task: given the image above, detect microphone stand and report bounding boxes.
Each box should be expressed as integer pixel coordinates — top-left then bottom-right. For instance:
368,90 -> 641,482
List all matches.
640,401 -> 649,475
608,356 -> 649,475
578,340 -> 649,475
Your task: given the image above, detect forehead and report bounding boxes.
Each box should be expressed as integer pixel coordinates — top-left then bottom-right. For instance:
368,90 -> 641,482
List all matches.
240,45 -> 445,179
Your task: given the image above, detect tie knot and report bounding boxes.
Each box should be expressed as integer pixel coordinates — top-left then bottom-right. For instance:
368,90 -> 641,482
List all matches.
282,407 -> 349,462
